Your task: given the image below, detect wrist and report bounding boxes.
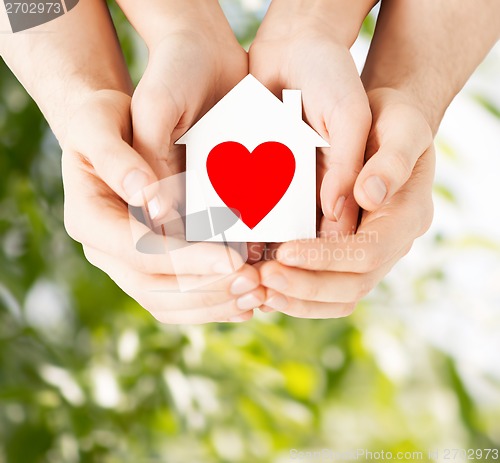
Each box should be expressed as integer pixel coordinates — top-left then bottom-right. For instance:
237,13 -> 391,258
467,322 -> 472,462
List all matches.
255,0 -> 377,47
363,74 -> 445,135
44,81 -> 131,145
365,85 -> 439,136
117,0 -> 237,50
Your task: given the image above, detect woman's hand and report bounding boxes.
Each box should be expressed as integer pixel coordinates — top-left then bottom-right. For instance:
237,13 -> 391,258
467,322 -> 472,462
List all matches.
249,0 -> 373,235
62,90 -> 264,324
260,88 -> 435,317
124,2 -> 248,179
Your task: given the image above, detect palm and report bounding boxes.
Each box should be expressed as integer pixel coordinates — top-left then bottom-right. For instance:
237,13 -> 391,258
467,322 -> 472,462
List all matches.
250,36 -> 370,257
131,32 -> 248,181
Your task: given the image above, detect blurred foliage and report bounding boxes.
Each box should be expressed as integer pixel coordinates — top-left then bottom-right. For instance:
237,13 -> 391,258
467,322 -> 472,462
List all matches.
472,94 -> 500,120
1,2 -> 500,463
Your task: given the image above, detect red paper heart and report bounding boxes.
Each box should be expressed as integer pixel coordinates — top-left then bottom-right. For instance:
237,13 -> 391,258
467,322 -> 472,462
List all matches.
206,141 -> 296,229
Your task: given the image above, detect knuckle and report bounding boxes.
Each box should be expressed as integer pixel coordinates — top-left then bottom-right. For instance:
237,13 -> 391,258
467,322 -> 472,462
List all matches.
200,286 -> 230,308
358,276 -> 377,299
302,281 -> 320,302
387,149 -> 414,184
130,250 -> 153,274
337,92 -> 372,128
359,251 -> 383,273
203,305 -> 234,323
340,302 -> 357,318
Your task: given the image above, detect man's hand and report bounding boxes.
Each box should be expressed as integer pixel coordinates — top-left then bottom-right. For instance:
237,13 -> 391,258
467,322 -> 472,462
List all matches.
259,88 -> 435,317
62,90 -> 264,324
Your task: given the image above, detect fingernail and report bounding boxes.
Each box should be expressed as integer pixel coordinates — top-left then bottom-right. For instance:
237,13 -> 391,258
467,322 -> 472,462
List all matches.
230,276 -> 257,295
332,195 -> 346,222
148,197 -> 161,220
123,169 -> 150,199
363,176 -> 387,205
262,274 -> 288,292
265,294 -> 288,311
228,313 -> 250,323
237,293 -> 261,310
213,261 -> 235,274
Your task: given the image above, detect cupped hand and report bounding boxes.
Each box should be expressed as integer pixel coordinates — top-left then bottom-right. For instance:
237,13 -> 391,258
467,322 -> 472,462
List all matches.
131,18 -> 268,262
259,88 -> 435,318
131,26 -> 248,180
249,13 -> 372,235
62,90 -> 264,324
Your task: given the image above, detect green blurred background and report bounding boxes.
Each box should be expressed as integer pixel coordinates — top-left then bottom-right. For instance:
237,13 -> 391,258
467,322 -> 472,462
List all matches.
1,2 -> 500,462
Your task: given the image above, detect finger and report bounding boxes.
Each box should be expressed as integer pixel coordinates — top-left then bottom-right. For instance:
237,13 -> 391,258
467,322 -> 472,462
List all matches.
84,246 -> 260,310
319,93 -> 371,226
65,90 -> 165,213
251,43 -> 371,232
262,242 -> 414,318
264,289 -> 356,320
309,48 -> 371,227
276,164 -> 433,274
306,60 -> 370,234
63,152 -> 246,276
259,256 -> 395,304
259,306 -> 276,313
275,227 -> 400,274
131,45 -> 208,172
84,245 -> 263,310
131,75 -> 183,171
152,303 -> 256,325
318,194 -> 359,236
223,310 -> 255,323
354,97 -> 433,211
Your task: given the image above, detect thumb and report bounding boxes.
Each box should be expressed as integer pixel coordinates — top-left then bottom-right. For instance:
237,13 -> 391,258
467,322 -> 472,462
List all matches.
131,51 -> 197,176
131,76 -> 182,170
76,133 -> 167,219
354,107 -> 433,212
66,91 -> 168,219
319,95 -> 371,230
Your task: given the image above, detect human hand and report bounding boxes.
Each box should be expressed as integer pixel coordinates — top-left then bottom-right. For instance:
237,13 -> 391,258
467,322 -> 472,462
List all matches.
127,3 -> 273,264
130,6 -> 248,180
249,1 -> 372,235
259,88 -> 435,317
62,90 -> 265,324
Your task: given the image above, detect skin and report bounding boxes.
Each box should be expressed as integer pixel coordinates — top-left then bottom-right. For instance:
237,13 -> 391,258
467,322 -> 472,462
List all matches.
0,1 -> 264,324
260,0 -> 500,316
112,0 -> 262,322
1,0 -> 499,322
250,0 -> 377,234
0,0 -> 131,142
260,88 -> 435,316
62,90 -> 264,324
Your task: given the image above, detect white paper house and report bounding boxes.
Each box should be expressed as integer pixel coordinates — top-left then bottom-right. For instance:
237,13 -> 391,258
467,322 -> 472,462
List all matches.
175,74 -> 329,243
